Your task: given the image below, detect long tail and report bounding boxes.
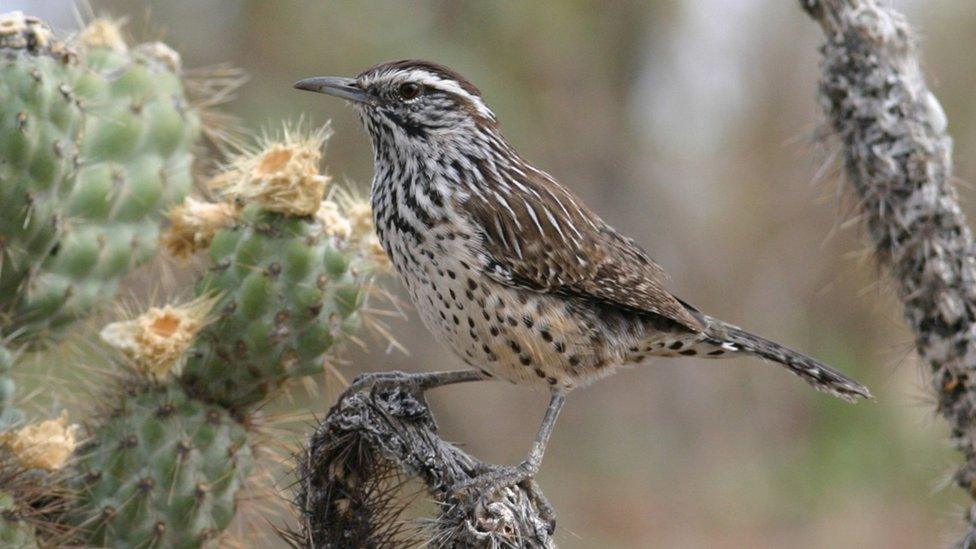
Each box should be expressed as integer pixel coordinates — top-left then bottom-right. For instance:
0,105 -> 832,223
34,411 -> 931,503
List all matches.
698,315 -> 872,403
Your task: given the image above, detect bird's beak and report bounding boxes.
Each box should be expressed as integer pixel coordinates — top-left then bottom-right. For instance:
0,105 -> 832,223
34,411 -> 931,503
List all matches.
293,76 -> 369,104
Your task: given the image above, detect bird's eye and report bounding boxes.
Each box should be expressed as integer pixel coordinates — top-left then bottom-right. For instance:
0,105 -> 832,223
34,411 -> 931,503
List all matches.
398,82 -> 421,100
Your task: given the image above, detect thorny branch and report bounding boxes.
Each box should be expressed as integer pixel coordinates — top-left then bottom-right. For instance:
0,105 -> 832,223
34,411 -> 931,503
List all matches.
801,0 -> 976,545
290,381 -> 555,548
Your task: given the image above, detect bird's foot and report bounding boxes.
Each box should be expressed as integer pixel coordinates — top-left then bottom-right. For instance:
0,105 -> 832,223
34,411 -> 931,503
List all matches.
452,463 -> 557,534
346,370 -> 417,395
347,369 -> 490,397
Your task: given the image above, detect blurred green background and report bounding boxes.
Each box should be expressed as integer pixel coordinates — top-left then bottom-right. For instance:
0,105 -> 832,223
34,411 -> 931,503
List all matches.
8,0 -> 976,547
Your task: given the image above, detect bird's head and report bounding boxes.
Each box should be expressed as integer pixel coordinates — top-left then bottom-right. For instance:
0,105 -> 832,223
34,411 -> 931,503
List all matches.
295,59 -> 498,152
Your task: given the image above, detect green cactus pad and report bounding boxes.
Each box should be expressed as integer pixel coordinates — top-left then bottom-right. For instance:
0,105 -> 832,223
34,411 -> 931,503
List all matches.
0,16 -> 198,345
0,490 -> 38,549
0,22 -> 85,338
0,345 -> 23,431
181,205 -> 371,410
67,382 -> 251,548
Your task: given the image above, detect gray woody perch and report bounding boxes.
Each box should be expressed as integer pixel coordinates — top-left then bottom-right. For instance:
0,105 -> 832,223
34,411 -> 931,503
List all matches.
801,0 -> 976,546
291,381 -> 555,548
292,0 -> 974,546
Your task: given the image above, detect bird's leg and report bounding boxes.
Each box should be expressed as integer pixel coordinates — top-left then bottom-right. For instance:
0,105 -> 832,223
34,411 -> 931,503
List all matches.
453,389 -> 567,530
346,368 -> 491,395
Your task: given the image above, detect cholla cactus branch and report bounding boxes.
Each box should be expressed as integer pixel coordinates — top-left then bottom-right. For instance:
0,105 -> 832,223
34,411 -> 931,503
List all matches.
294,382 -> 555,548
800,0 -> 976,544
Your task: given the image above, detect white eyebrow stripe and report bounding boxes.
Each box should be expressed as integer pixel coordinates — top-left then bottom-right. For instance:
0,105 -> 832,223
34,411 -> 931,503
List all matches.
399,69 -> 496,119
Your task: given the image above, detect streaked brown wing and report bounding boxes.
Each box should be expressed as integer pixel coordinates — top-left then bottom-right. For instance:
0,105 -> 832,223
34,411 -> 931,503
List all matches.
459,168 -> 703,332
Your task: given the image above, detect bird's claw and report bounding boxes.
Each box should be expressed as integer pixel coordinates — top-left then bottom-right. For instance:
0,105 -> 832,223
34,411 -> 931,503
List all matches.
346,370 -> 416,395
451,463 -> 557,534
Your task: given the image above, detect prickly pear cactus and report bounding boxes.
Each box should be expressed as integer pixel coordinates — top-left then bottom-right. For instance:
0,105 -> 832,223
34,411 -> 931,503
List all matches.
67,382 -> 251,548
0,14 -> 198,344
176,129 -> 386,411
0,14 -> 85,341
182,205 -> 369,409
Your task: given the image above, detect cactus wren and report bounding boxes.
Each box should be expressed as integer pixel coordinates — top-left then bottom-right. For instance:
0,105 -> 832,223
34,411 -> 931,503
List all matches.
295,59 -> 870,504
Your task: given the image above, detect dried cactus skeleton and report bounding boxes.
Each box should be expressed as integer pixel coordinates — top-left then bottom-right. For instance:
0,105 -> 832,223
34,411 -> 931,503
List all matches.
800,0 -> 976,545
291,381 -> 556,548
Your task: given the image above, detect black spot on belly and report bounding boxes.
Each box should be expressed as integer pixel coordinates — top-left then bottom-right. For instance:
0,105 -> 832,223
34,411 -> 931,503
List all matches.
519,354 -> 532,366
508,340 -> 521,353
540,330 -> 553,342
568,355 -> 580,366
679,349 -> 697,356
707,349 -> 725,356
467,279 -> 478,291
534,368 -> 546,378
522,316 -> 534,328
468,317 -> 475,328
554,342 -> 566,353
507,316 -> 518,327
669,341 -> 684,350
490,326 -> 500,337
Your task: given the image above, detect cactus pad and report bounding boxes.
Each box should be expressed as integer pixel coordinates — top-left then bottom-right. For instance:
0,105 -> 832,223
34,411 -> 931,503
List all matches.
0,14 -> 198,344
0,490 -> 38,549
182,204 -> 371,410
68,382 -> 251,547
0,345 -> 22,431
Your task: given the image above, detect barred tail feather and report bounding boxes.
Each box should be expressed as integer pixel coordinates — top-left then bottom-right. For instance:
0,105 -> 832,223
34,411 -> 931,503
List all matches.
702,317 -> 872,403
